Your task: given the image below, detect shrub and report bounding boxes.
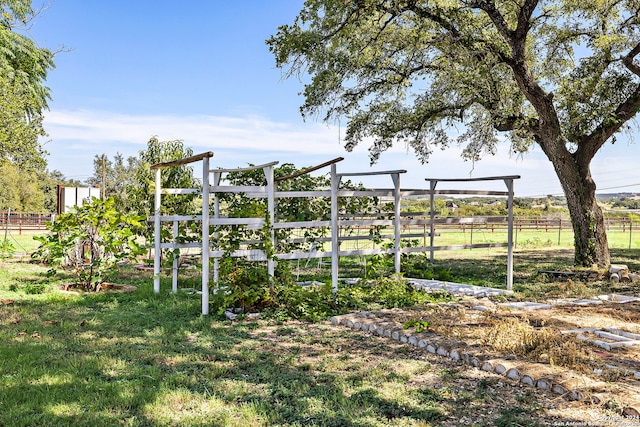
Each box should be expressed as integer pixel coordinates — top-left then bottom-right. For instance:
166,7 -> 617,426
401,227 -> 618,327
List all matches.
211,259 -> 454,321
0,239 -> 15,260
33,197 -> 146,291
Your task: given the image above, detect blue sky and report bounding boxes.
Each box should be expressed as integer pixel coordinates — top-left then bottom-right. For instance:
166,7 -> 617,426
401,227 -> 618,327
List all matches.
26,1 -> 640,197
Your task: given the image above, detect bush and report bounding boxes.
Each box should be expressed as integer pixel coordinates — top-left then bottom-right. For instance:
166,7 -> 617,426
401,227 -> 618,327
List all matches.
211,260 -> 283,315
0,239 -> 15,259
211,259 -> 454,321
33,197 -> 146,291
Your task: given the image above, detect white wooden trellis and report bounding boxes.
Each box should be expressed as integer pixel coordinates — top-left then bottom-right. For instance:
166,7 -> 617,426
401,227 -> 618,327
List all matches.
151,153 -> 519,315
425,176 -> 519,291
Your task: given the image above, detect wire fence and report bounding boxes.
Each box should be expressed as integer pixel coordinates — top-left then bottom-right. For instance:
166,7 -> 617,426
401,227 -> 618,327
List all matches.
416,215 -> 639,249
2,212 -> 638,249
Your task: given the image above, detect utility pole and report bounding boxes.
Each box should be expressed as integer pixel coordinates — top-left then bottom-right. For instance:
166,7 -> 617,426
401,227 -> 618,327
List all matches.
101,154 -> 106,199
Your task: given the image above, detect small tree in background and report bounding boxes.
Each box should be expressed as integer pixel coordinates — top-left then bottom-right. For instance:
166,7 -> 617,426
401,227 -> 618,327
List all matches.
126,136 -> 200,246
86,152 -> 140,211
33,197 -> 145,291
0,160 -> 44,211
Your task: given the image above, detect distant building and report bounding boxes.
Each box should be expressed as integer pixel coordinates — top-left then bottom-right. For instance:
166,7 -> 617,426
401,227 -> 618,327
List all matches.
56,186 -> 101,214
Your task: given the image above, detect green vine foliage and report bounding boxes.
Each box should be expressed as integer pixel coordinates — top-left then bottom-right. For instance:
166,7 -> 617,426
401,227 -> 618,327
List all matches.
0,239 -> 15,260
209,163 -> 391,316
221,163 -> 384,255
33,197 -> 146,291
211,259 -> 292,315
270,276 -> 455,322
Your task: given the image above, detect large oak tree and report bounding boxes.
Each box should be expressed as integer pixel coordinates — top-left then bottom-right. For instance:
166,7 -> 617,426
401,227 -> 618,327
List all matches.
268,0 -> 640,267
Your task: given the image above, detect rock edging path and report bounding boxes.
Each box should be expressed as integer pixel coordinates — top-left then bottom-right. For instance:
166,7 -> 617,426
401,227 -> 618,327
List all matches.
331,309 -> 640,418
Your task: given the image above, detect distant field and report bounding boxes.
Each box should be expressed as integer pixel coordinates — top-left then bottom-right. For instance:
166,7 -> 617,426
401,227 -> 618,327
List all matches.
9,223 -> 636,264
2,230 -> 43,256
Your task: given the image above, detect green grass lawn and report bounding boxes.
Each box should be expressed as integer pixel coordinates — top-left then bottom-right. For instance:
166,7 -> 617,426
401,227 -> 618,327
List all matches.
1,230 -> 637,426
0,256 -> 595,427
0,262 -> 455,427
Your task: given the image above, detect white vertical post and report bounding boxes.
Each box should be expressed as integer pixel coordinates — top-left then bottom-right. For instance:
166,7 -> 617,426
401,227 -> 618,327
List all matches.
392,173 -> 401,274
153,168 -> 162,293
429,180 -> 437,263
331,164 -> 339,294
505,178 -> 514,291
265,165 -> 276,277
201,157 -> 210,315
172,220 -> 179,293
213,172 -> 221,284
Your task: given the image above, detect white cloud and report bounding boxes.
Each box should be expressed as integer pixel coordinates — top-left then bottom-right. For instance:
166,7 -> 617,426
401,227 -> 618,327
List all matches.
42,109 -> 640,197
44,110 -> 347,155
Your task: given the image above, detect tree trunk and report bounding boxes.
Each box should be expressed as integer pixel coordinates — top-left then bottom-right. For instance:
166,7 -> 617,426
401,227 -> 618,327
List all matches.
550,151 -> 610,267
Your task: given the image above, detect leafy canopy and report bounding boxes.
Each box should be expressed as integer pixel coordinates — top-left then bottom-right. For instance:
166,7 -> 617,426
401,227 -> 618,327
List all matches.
268,0 -> 640,164
0,159 -> 44,211
127,136 -> 199,249
0,0 -> 55,170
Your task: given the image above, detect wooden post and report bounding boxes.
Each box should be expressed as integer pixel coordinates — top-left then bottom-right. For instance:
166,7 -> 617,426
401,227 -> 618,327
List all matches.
429,180 -> 437,263
213,172 -> 221,284
265,164 -> 276,277
3,209 -> 9,241
558,217 -> 562,246
101,154 -> 106,199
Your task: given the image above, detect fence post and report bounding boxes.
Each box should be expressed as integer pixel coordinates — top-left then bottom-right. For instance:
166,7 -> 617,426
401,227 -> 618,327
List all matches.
504,178 -> 515,291
201,156 -> 210,315
558,217 -> 561,246
264,164 -> 276,278
172,220 -> 179,293
213,171 -> 221,284
630,218 -> 633,250
4,209 -> 9,241
429,180 -> 436,263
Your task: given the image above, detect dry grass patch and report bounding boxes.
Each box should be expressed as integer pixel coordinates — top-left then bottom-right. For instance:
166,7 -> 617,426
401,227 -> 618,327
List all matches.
480,316 -> 595,370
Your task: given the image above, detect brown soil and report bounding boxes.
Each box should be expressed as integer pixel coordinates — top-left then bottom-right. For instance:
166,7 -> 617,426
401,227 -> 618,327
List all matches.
58,283 -> 137,294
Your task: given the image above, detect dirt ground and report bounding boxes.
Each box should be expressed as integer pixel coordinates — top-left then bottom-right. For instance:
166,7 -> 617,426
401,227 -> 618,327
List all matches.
329,299 -> 640,426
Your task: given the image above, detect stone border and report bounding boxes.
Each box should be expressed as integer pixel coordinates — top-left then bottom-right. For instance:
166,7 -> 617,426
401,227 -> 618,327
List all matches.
331,310 -> 640,417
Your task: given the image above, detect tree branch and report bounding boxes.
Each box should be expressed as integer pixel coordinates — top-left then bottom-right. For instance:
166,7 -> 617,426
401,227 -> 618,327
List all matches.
581,83 -> 640,159
465,0 -> 513,43
401,2 -> 462,39
514,0 -> 539,43
622,42 -> 640,77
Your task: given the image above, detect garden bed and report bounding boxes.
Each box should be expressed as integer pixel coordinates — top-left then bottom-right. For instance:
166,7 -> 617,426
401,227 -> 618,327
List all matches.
330,299 -> 640,421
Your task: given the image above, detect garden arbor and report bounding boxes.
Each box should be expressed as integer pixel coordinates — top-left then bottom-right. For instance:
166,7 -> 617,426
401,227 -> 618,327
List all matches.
151,153 -> 519,315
